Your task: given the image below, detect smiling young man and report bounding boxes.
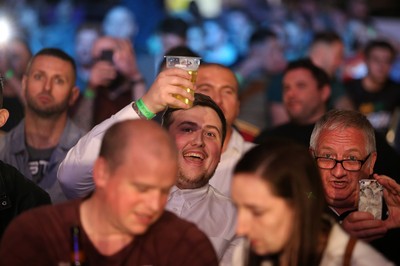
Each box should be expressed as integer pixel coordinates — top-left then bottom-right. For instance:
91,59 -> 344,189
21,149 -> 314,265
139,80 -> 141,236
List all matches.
58,68 -> 241,264
0,120 -> 218,265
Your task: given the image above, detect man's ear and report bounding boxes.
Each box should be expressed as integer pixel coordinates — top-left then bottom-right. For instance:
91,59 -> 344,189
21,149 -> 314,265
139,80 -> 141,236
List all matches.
21,75 -> 27,97
68,86 -> 80,106
368,152 -> 377,175
321,84 -> 331,103
93,157 -> 110,189
0,109 -> 10,127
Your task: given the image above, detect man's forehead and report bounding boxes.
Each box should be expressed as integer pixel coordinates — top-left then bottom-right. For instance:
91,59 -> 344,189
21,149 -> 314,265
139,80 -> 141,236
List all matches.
171,107 -> 222,128
285,68 -> 312,78
198,65 -> 234,77
31,55 -> 73,72
197,66 -> 238,86
318,127 -> 367,146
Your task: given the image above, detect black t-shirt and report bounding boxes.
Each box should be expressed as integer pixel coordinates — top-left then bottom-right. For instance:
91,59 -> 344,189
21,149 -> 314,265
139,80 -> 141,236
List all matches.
26,145 -> 55,184
346,78 -> 400,135
255,122 -> 315,147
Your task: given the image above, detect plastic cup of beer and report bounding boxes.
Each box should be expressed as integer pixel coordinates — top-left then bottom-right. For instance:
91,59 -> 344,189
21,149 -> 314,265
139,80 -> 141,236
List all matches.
164,56 -> 201,107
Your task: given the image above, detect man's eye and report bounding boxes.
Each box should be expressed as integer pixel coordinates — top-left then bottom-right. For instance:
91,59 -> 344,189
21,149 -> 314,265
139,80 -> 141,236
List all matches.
222,89 -> 234,95
54,77 -> 65,84
347,156 -> 358,161
33,73 -> 42,80
197,88 -> 210,93
181,127 -> 193,133
252,209 -> 266,217
205,131 -> 216,138
135,184 -> 149,192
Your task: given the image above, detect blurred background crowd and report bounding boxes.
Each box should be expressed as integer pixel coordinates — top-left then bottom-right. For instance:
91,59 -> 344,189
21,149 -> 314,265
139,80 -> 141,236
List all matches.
1,0 -> 400,138
1,0 -> 399,77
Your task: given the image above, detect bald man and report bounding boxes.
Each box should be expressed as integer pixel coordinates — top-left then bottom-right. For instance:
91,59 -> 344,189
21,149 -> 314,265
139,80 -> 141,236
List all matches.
0,120 -> 218,266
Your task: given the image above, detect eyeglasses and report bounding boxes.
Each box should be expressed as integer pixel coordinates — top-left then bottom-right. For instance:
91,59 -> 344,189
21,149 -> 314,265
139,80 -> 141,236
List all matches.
314,153 -> 371,172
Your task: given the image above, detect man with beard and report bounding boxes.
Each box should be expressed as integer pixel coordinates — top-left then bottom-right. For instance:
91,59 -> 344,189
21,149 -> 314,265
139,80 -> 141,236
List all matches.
58,68 -> 241,264
0,48 -> 84,203
255,58 -> 331,147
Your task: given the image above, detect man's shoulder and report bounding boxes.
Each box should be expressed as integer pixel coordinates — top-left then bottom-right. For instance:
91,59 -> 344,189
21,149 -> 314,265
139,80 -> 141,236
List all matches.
0,124 -> 22,147
205,186 -> 236,215
62,119 -> 86,145
141,210 -> 218,265
254,123 -> 297,143
7,199 -> 80,227
0,160 -> 51,203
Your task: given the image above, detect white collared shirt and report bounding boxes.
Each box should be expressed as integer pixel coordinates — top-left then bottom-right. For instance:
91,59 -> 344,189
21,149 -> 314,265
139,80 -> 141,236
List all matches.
167,185 -> 242,264
209,129 -> 255,197
57,103 -> 242,263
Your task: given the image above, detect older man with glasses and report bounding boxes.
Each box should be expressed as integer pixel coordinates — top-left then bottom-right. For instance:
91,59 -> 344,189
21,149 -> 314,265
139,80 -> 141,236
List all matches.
309,109 -> 400,264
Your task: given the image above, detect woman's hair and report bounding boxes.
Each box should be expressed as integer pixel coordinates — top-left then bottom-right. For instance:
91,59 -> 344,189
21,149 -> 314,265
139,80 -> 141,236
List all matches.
234,138 -> 328,266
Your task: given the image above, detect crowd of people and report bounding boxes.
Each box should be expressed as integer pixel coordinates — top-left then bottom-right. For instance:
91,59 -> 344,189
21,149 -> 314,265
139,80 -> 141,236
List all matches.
0,0 -> 400,265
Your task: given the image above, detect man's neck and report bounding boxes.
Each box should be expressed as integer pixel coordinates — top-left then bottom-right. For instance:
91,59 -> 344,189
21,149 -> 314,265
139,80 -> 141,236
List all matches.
24,112 -> 68,149
222,127 -> 233,153
80,197 -> 134,256
329,205 -> 357,217
293,110 -> 325,126
362,76 -> 385,93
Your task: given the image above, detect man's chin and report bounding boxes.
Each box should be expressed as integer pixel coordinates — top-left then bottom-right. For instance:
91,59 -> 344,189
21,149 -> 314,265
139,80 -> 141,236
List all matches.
176,175 -> 209,189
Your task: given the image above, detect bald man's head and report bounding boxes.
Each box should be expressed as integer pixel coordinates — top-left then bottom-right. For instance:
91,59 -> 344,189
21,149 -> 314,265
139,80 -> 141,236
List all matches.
99,120 -> 177,173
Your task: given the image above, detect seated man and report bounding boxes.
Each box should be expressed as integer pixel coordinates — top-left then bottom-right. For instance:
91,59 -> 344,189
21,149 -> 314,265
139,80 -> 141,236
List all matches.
309,109 -> 400,264
58,69 -> 241,263
0,48 -> 84,203
0,120 -> 218,265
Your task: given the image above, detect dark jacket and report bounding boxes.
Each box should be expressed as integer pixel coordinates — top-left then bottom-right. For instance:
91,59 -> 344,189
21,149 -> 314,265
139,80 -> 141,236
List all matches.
0,160 -> 51,238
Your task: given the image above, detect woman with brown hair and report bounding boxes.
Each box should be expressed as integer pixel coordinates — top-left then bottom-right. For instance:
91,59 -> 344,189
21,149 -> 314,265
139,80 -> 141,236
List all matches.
230,138 -> 393,266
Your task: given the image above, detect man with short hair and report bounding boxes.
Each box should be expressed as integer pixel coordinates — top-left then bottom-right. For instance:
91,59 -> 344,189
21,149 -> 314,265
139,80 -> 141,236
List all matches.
255,58 -> 331,147
309,109 -> 400,264
58,68 -> 241,263
309,31 -> 354,110
0,119 -> 218,265
0,48 -> 84,203
195,63 -> 254,196
345,39 -> 400,137
236,28 -> 288,129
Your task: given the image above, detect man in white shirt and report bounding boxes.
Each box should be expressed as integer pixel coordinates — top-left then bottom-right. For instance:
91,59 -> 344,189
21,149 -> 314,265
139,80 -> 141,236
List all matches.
58,68 -> 240,264
196,63 -> 254,196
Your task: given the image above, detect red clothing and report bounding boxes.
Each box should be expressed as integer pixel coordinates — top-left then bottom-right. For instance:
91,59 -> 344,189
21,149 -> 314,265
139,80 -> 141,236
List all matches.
0,199 -> 218,266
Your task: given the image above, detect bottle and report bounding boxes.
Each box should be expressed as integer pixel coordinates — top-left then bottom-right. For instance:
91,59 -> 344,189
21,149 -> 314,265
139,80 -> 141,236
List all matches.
70,226 -> 87,266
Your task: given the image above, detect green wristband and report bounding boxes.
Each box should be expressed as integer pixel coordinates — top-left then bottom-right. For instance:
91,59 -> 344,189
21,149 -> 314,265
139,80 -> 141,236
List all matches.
84,88 -> 96,99
5,69 -> 14,80
136,98 -> 155,120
